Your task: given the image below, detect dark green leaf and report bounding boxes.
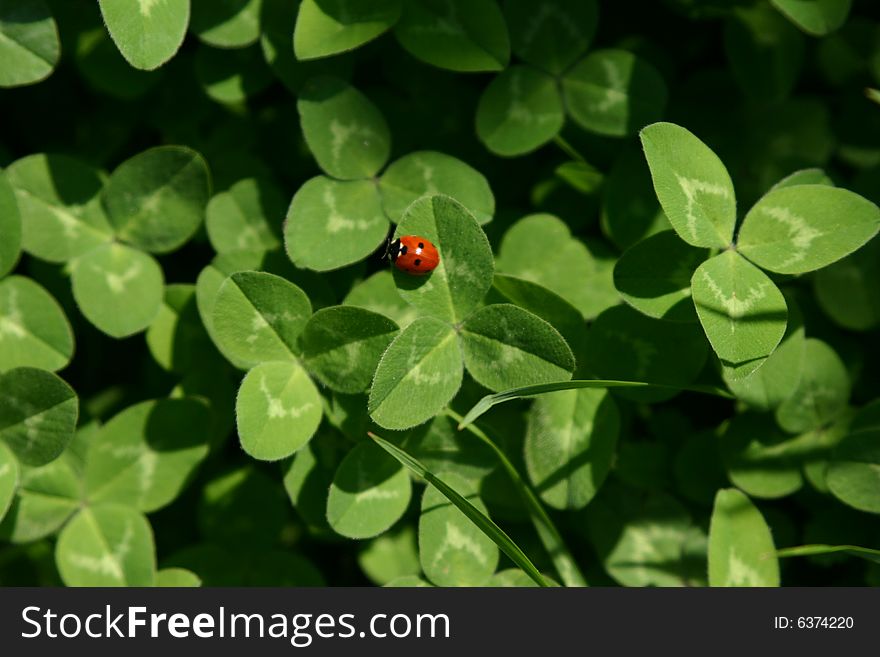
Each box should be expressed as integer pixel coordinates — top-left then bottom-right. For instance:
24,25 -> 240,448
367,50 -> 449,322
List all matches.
395,0 -> 509,72
614,230 -> 707,322
0,367 -> 77,466
195,43 -> 274,105
814,236 -> 880,331
476,66 -> 563,156
0,0 -> 59,86
562,49 -> 668,137
300,306 -> 399,394
775,338 -> 850,434
584,305 -> 709,402
770,0 -> 851,36
724,4 -> 805,102
525,388 -> 619,510
505,0 -> 597,76
102,146 -> 211,254
460,303 -> 575,392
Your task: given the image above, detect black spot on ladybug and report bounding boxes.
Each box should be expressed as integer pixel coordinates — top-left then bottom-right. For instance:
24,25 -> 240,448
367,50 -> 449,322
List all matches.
418,242 -> 424,249
400,244 -> 408,255
414,259 -> 421,267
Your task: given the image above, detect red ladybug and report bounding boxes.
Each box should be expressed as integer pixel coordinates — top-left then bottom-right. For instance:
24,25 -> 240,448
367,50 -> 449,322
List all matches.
389,235 -> 440,275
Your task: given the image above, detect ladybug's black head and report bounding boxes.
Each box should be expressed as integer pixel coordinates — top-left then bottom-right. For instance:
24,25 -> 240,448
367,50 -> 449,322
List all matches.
388,238 -> 401,262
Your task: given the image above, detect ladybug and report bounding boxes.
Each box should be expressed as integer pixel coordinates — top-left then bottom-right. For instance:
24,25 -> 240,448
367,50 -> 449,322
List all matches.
389,235 -> 440,275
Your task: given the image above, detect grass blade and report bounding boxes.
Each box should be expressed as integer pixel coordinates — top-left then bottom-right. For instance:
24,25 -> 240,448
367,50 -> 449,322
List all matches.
448,410 -> 587,587
777,544 -> 880,565
457,379 -> 733,429
368,431 -> 550,587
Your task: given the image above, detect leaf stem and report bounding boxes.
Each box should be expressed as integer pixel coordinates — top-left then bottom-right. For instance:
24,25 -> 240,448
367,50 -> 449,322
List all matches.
446,409 -> 588,587
552,134 -> 586,163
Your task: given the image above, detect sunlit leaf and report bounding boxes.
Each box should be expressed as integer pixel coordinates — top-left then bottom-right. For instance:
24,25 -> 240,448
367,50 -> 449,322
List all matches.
0,169 -> 22,277
7,154 -> 112,263
297,76 -> 391,179
84,399 -> 211,512
295,0 -> 401,60
419,471 -> 498,586
708,488 -> 779,586
56,504 -> 155,586
236,360 -> 323,461
191,0 -> 261,49
98,0 -> 188,71
211,271 -> 311,366
70,243 -> 164,338
379,151 -> 494,225
640,122 -> 737,249
392,194 -> 494,324
284,176 -> 388,272
0,276 -> 73,373
691,250 -> 788,365
738,185 -> 880,274
368,317 -> 463,430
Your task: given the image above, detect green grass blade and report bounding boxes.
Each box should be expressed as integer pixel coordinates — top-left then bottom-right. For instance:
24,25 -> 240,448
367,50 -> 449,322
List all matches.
368,431 -> 550,587
457,379 -> 733,429
777,544 -> 880,565
447,410 -> 587,587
